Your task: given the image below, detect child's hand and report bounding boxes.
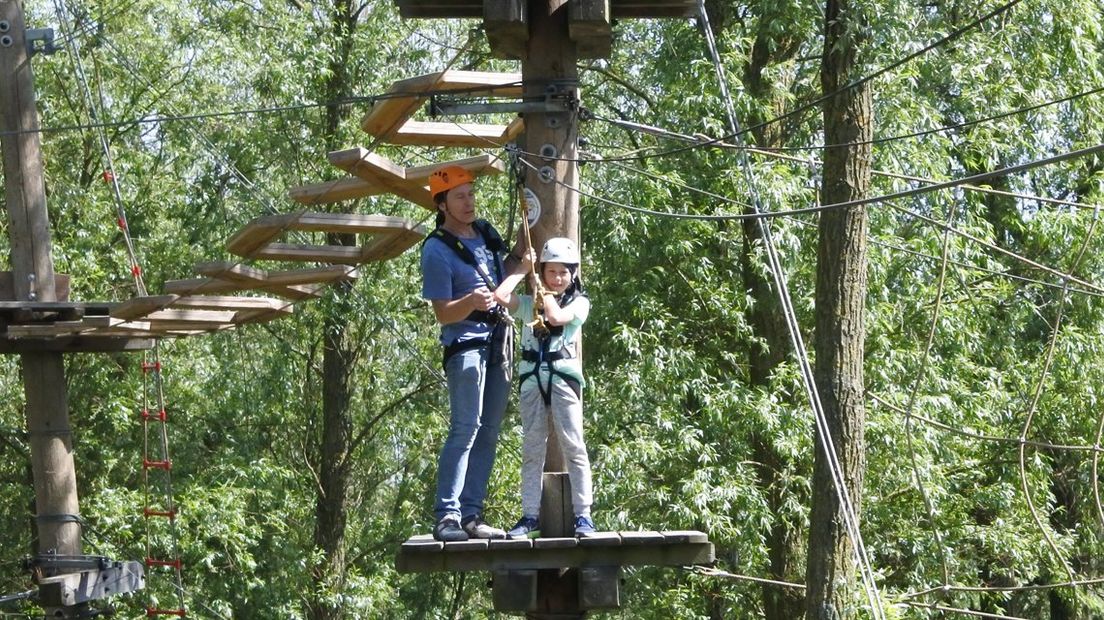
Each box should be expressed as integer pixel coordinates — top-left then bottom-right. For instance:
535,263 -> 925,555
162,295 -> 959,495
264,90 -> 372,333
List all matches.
520,248 -> 536,270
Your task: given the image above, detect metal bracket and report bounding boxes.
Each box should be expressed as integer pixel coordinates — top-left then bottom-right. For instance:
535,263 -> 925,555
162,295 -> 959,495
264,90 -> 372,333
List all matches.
27,555 -> 145,607
427,83 -> 576,118
26,28 -> 57,57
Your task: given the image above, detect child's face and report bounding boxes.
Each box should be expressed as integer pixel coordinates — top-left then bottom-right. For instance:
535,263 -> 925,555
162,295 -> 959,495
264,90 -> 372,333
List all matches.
542,262 -> 572,294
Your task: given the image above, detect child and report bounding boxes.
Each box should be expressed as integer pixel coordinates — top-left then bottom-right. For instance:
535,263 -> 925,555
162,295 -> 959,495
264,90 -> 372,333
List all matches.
494,237 -> 596,538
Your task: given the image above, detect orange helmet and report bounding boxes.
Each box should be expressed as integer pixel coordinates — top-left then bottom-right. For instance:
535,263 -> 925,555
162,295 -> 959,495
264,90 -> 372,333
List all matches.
429,165 -> 475,196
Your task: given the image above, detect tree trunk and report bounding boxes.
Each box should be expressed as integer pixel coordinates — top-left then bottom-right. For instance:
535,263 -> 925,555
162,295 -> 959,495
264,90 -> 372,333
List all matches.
804,0 -> 872,617
307,2 -> 358,619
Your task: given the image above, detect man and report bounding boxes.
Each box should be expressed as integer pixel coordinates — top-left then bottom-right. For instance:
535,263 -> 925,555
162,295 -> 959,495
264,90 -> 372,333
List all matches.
421,164 -> 521,541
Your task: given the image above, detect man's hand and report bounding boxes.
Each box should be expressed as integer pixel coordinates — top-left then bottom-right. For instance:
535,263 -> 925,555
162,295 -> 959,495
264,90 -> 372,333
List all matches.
468,286 -> 497,311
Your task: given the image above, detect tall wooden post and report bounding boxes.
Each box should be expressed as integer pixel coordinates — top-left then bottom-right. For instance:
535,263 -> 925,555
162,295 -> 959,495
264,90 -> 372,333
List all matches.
519,1 -> 584,618
0,0 -> 82,579
521,0 -> 580,525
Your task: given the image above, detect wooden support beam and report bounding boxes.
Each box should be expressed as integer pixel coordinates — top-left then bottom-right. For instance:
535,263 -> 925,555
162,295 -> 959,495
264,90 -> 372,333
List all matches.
0,336 -> 155,354
570,0 -> 612,58
485,0 -> 528,59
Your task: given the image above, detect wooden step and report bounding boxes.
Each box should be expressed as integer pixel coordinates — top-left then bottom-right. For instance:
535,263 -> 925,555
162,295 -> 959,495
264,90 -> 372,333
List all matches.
223,212 -> 426,262
360,70 -> 522,138
390,119 -> 525,147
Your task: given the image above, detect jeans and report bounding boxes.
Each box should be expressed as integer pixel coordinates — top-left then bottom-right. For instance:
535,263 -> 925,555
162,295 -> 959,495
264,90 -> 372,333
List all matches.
435,346 -> 510,520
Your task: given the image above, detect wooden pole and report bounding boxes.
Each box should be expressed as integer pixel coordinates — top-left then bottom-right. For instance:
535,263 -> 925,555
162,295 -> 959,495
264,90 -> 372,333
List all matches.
520,1 -> 584,617
0,0 -> 82,578
521,0 -> 579,489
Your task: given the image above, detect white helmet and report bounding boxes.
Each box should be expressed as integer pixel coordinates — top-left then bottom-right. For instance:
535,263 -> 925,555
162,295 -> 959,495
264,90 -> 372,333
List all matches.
540,237 -> 579,264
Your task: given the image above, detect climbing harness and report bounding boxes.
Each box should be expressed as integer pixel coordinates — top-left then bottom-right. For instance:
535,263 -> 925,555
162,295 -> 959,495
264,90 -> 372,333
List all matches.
424,220 -> 513,367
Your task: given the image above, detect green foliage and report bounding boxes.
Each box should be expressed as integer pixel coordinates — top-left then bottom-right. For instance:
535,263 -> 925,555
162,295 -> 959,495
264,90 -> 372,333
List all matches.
3,0 -> 1104,618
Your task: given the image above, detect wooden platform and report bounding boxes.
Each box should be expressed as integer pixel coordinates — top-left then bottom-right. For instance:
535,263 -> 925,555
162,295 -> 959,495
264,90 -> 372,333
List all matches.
0,295 -> 296,352
289,153 -> 505,209
396,530 -> 713,573
360,70 -> 524,145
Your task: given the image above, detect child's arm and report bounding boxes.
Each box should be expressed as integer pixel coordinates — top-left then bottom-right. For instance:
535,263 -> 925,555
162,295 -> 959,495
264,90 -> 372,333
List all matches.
541,293 -> 576,326
493,249 -> 535,311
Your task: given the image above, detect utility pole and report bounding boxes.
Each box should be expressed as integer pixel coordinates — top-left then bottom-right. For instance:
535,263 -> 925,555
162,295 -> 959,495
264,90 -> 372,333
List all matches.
0,0 -> 82,583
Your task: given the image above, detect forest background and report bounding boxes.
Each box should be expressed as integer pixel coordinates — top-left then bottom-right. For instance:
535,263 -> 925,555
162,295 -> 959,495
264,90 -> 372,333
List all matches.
2,0 -> 1104,618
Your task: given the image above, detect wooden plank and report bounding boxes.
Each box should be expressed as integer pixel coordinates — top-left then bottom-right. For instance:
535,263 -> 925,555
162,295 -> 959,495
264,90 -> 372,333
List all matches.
232,307 -> 293,324
533,537 -> 578,549
484,0 -> 527,59
262,266 -> 360,286
111,295 -> 180,320
405,154 -> 507,182
359,228 -> 425,263
143,309 -> 238,324
444,539 -> 490,552
225,213 -> 301,257
163,277 -> 243,296
619,531 -> 666,546
0,335 -> 155,354
288,177 -> 384,205
391,121 -> 518,147
335,153 -> 433,209
489,538 -> 533,550
570,0 -> 612,58
577,532 -> 621,547
195,262 -> 268,282
281,211 -> 420,236
401,535 -> 443,554
250,243 -> 367,263
360,70 -> 523,136
660,530 -> 708,544
170,296 -> 286,312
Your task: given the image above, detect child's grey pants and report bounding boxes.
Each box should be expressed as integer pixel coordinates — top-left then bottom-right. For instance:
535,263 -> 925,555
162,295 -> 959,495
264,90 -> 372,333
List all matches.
519,380 -> 592,518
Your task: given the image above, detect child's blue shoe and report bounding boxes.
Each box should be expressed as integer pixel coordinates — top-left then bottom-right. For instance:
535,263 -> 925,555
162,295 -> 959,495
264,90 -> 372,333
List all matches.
573,515 -> 596,537
507,516 -> 541,539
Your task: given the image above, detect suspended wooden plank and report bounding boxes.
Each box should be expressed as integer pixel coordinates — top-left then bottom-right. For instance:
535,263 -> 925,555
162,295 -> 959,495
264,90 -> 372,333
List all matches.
143,309 -> 238,324
391,120 -> 523,148
360,70 -> 523,138
111,295 -> 180,320
250,243 -> 366,263
225,211 -> 426,262
170,296 -> 286,312
288,176 -> 383,206
360,225 -> 426,262
163,276 -> 324,301
329,150 -> 432,209
405,154 -> 507,183
261,265 -> 359,286
225,213 -> 302,257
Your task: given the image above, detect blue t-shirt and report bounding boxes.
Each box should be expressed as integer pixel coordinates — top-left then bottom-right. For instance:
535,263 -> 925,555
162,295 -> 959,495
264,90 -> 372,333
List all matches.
421,231 -> 504,346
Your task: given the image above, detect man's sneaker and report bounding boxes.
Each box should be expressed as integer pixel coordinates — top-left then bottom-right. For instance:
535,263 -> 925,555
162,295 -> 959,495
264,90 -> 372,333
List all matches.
461,514 -> 506,539
574,515 -> 597,537
507,516 -> 541,539
433,515 -> 469,542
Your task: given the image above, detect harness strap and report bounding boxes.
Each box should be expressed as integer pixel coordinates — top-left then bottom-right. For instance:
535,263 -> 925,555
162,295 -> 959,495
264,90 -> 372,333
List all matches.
442,337 -> 489,368
519,346 -> 580,404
